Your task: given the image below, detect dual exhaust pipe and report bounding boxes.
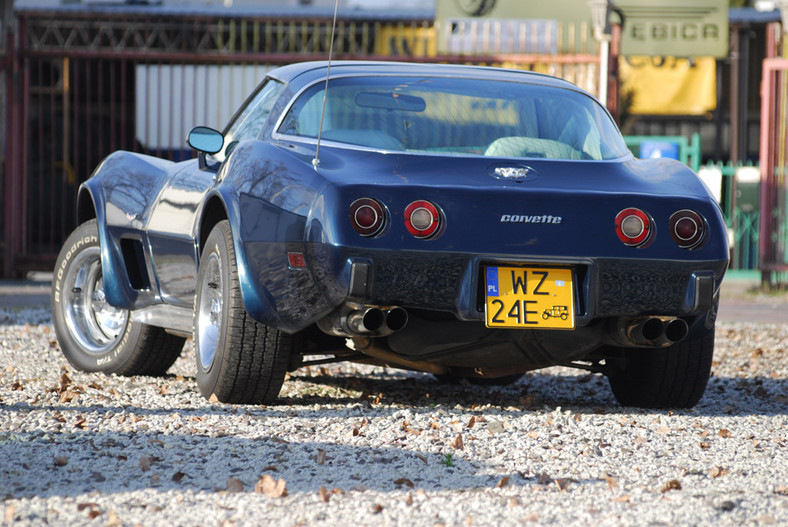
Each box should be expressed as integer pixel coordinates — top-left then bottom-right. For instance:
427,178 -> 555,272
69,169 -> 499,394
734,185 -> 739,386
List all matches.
318,304 -> 408,337
608,316 -> 689,348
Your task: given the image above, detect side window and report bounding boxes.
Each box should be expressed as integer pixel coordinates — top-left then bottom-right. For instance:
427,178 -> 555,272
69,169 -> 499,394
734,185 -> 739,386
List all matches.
217,79 -> 284,162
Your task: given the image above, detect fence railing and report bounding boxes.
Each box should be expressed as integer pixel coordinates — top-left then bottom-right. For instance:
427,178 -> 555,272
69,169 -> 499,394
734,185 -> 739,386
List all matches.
699,161 -> 762,270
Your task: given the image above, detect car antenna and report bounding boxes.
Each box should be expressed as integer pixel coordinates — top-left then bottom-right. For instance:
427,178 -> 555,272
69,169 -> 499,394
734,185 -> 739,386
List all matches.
312,0 -> 339,170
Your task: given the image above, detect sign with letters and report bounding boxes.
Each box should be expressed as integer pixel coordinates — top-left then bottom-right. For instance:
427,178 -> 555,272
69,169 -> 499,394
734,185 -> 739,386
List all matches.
435,0 -> 729,58
615,0 -> 728,58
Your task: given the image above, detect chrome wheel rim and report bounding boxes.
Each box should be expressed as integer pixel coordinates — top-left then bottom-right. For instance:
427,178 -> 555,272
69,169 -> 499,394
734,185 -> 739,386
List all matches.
62,246 -> 128,355
197,251 -> 223,371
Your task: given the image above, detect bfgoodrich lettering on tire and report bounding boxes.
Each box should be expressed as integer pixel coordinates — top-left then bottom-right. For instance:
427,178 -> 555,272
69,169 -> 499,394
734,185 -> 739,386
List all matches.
194,220 -> 292,404
51,219 -> 185,376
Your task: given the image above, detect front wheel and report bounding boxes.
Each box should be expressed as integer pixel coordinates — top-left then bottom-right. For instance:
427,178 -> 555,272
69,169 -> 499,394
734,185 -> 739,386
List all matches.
194,220 -> 292,404
605,323 -> 715,408
51,220 -> 185,376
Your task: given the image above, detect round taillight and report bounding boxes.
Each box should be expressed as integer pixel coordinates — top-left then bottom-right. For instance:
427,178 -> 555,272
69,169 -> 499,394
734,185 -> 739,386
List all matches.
404,200 -> 441,239
669,209 -> 705,249
349,198 -> 386,237
615,208 -> 652,247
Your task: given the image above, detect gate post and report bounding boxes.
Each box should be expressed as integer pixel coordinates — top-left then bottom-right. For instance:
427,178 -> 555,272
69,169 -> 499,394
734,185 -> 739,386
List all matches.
2,2 -> 20,278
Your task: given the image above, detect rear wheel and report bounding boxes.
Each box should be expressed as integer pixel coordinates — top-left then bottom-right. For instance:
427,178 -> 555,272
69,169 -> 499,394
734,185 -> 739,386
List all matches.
605,323 -> 715,408
52,220 -> 185,376
194,220 -> 292,404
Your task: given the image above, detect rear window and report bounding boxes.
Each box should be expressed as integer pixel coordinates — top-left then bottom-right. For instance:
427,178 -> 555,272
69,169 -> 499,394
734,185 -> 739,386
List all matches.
277,75 -> 628,161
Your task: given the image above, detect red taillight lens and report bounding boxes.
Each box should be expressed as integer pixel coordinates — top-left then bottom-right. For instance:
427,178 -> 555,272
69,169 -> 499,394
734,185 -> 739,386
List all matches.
615,208 -> 652,247
404,200 -> 441,239
669,209 -> 705,249
350,198 -> 386,237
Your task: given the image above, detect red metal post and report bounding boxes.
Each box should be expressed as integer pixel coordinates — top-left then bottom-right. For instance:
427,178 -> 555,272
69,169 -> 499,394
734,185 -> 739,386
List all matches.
758,57 -> 788,285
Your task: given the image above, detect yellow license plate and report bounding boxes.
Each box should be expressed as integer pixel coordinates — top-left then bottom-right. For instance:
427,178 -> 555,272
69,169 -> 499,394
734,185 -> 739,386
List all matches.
484,266 -> 574,329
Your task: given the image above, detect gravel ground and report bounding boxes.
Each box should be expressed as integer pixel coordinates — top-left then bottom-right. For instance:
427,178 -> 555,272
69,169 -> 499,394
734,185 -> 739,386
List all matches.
1,306 -> 787,526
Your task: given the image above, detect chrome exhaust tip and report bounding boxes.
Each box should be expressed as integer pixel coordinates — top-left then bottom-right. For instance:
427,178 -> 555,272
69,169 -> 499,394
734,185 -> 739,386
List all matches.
384,307 -> 408,332
606,316 -> 690,348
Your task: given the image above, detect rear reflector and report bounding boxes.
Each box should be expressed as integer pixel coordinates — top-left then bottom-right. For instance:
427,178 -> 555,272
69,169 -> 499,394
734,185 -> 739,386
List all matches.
287,252 -> 306,268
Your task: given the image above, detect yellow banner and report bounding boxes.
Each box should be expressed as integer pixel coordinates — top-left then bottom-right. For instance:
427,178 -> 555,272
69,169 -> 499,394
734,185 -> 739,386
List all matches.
374,25 -> 437,57
620,56 -> 716,115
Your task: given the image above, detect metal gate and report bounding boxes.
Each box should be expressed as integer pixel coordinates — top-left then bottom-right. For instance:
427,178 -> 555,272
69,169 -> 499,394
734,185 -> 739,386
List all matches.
2,8 -> 604,277
758,56 -> 788,284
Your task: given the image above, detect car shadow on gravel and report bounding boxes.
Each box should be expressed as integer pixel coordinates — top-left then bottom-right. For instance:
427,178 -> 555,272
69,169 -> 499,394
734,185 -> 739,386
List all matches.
277,369 -> 788,418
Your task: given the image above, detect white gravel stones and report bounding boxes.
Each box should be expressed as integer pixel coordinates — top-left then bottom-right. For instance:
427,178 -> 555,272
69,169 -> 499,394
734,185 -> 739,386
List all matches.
1,307 -> 787,526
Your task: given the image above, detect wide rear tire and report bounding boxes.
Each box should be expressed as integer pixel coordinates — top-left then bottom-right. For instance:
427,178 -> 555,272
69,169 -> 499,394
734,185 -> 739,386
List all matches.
194,220 -> 292,404
606,323 -> 715,408
52,220 -> 185,376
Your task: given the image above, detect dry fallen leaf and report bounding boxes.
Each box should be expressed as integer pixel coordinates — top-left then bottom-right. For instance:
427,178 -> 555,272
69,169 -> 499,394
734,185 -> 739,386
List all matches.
496,476 -> 510,488
661,479 -> 682,493
106,510 -> 121,527
318,485 -> 330,503
605,476 -> 618,490
718,429 -> 732,438
209,393 -> 219,403
255,475 -> 287,498
172,471 -> 186,482
699,441 -> 711,449
226,477 -> 244,493
775,486 -> 788,496
466,416 -> 476,428
554,478 -> 571,491
416,454 -> 428,465
710,467 -> 729,478
452,434 -> 464,450
394,478 -> 415,488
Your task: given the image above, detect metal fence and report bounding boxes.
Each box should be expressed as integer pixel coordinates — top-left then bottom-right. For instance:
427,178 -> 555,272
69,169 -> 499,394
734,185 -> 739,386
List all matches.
2,9 -> 605,277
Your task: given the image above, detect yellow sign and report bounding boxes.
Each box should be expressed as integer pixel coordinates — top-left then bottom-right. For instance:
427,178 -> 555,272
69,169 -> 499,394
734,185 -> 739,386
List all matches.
620,56 -> 717,115
374,25 -> 437,57
485,266 -> 575,329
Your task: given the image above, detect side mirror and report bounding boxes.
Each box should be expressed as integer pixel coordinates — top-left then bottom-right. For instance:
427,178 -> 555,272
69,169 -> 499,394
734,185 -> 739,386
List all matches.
187,126 -> 224,154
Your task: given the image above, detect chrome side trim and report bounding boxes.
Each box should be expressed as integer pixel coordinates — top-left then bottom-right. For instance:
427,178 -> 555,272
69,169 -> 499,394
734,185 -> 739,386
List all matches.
131,304 -> 193,334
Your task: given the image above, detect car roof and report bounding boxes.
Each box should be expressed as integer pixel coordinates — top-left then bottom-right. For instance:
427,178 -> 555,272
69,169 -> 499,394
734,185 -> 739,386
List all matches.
268,60 -> 584,93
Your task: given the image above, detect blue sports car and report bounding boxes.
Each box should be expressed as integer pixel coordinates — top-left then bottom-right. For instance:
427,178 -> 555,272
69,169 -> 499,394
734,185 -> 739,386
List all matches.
52,61 -> 728,408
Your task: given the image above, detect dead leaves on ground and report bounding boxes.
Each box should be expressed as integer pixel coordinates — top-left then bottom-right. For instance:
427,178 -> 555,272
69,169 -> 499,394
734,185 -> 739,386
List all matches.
255,474 -> 287,498
661,479 -> 682,493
